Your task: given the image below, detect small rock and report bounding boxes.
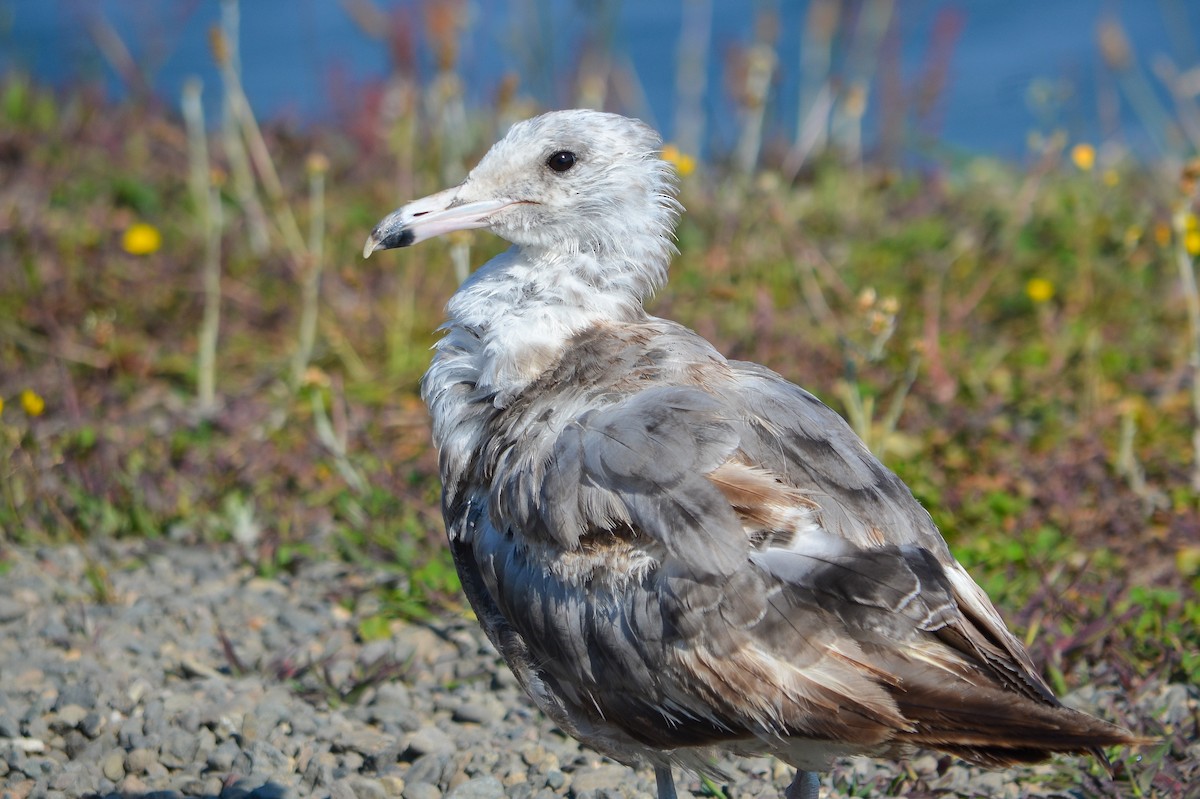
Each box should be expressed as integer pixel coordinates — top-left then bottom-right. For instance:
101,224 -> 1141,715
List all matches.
55,682 -> 96,710
177,777 -> 219,796
348,776 -> 391,799
50,766 -> 92,794
568,764 -> 628,795
403,782 -> 443,799
0,597 -> 27,623
406,726 -> 454,757
208,738 -> 242,772
125,746 -> 159,775
159,727 -> 200,768
2,737 -> 45,754
519,745 -> 547,768
445,776 -> 504,799
62,730 -> 89,759
102,750 -> 126,782
501,771 -> 528,788
330,783 -> 358,799
380,775 -> 406,797
116,716 -> 144,748
246,739 -> 292,775
79,711 -> 105,739
2,778 -> 34,799
452,701 -> 500,725
18,755 -> 56,778
50,704 -> 88,732
545,769 -> 567,790
242,712 -> 260,744
340,749 -> 366,775
374,683 -> 412,707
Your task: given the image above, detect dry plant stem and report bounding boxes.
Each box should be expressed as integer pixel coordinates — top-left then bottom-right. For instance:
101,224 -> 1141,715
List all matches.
609,55 -> 653,124
215,1 -> 306,260
224,102 -> 271,255
198,186 -> 224,414
387,265 -> 420,379
1153,57 -> 1200,153
673,0 -> 711,159
1105,21 -> 1172,157
1171,207 -> 1200,491
880,355 -> 920,437
182,80 -> 222,414
1116,408 -> 1149,500
734,42 -> 776,174
783,84 -> 834,180
84,12 -> 145,97
216,0 -> 268,255
317,319 -> 370,382
831,0 -> 892,165
796,0 -> 838,157
292,164 -> 326,386
310,390 -> 366,495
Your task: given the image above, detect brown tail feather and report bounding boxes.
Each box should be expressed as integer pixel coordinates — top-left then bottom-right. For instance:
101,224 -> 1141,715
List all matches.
892,677 -> 1151,770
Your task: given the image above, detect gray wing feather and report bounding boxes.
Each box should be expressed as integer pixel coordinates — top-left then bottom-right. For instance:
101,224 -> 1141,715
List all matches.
730,360 -> 952,558
540,385 -> 746,578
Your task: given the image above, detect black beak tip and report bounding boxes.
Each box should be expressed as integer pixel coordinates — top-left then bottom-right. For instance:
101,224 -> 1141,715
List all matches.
373,224 -> 416,251
364,221 -> 416,258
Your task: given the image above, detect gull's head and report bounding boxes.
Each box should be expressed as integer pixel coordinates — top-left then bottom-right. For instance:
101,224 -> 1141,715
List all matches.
363,110 -> 680,259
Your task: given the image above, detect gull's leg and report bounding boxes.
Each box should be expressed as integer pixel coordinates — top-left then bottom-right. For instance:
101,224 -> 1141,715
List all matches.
784,770 -> 821,799
654,766 -> 678,799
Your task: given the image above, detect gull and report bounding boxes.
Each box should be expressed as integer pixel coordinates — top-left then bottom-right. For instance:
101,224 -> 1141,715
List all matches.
364,110 -> 1140,799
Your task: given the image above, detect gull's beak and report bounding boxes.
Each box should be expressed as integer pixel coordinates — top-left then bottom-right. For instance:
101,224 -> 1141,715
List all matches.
362,186 -> 519,258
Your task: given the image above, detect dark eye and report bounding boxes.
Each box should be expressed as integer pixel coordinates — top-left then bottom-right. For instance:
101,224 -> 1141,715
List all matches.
547,150 -> 577,173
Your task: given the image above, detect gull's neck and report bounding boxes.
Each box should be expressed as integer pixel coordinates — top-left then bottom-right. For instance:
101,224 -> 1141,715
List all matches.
425,231 -> 672,414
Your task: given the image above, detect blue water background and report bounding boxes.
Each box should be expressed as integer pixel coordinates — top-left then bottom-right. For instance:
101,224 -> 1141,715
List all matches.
2,0 -> 1196,159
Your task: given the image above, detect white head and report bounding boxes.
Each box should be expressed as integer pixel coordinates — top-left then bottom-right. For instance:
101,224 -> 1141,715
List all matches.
364,110 -> 680,274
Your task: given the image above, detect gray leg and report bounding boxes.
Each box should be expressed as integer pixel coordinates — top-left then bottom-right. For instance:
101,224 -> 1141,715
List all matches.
784,770 -> 820,799
655,766 -> 678,799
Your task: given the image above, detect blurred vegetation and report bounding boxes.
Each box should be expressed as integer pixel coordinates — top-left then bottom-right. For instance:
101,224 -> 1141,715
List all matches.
2,1 -> 1200,794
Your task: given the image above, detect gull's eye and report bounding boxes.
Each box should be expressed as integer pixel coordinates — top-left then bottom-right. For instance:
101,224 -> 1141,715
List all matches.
547,150 -> 577,173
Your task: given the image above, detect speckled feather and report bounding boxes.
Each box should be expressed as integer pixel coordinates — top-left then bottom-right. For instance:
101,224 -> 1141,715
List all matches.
364,110 -> 1141,797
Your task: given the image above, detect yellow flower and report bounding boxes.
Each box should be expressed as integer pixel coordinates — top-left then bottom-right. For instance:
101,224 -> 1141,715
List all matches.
20,389 -> 45,417
1187,213 -> 1199,233
1025,277 -> 1055,304
660,144 -> 696,177
1070,143 -> 1095,171
122,222 -> 162,256
1187,230 -> 1200,256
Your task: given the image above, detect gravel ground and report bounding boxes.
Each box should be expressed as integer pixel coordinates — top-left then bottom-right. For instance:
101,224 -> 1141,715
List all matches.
0,540 -> 1193,799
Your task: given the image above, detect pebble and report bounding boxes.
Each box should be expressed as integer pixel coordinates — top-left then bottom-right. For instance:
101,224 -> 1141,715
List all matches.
406,726 -> 455,757
567,764 -> 629,795
125,746 -> 158,774
0,540 -> 1185,799
445,776 -> 504,799
403,782 -> 443,799
101,750 -> 126,781
0,597 -> 27,623
48,704 -> 87,733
